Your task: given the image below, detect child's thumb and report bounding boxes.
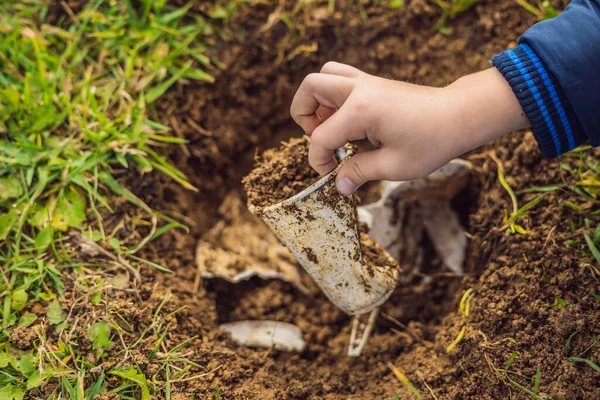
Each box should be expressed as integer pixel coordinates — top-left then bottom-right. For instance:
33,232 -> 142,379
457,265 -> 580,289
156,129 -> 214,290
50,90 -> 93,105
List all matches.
335,150 -> 385,196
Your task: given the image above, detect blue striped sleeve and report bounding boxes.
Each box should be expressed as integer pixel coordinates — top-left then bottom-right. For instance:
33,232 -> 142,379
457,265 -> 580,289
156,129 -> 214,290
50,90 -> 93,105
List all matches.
491,44 -> 585,158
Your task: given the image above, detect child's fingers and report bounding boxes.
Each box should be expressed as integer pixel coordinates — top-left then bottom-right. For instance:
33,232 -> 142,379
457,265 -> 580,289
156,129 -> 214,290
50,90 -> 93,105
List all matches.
316,105 -> 336,122
308,106 -> 367,175
300,106 -> 336,140
290,73 -> 354,134
320,61 -> 363,78
335,149 -> 389,195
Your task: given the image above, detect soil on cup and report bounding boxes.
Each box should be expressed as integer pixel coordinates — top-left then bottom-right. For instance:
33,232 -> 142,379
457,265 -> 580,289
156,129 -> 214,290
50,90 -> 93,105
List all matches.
360,230 -> 400,278
243,137 -> 320,210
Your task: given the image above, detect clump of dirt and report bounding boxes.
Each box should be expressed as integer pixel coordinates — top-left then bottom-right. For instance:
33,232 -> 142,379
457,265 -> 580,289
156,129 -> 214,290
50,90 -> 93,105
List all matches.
9,325 -> 37,350
243,137 -> 319,210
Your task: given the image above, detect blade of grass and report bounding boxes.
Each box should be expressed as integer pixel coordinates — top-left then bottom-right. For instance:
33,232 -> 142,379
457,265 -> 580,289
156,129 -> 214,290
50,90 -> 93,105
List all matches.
498,167 -> 518,215
533,366 -> 541,394
388,362 -> 422,399
519,184 -> 565,194
145,62 -> 192,103
128,254 -> 173,273
507,375 -> 546,400
504,351 -> 519,370
567,357 -> 600,373
583,231 -> 600,265
513,195 -> 546,219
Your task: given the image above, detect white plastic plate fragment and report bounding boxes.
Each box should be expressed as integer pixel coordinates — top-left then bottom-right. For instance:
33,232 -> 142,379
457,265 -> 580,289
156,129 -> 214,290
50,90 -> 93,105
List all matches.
220,320 -> 306,352
358,159 -> 472,277
196,192 -> 309,293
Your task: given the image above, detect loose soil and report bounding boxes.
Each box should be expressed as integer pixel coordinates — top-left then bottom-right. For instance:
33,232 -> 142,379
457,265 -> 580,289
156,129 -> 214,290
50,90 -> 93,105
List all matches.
33,0 -> 599,399
243,137 -> 319,210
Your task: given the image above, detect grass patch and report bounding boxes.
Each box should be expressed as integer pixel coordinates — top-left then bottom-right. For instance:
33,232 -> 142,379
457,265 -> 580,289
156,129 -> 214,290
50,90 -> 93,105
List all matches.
0,0 -> 239,396
510,145 -> 600,282
0,0 -> 207,322
556,148 -> 600,274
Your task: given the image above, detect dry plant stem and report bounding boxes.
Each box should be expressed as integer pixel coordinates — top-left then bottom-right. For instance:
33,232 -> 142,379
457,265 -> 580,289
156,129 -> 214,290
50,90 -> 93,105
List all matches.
417,371 -> 439,400
381,312 -> 423,343
127,214 -> 158,255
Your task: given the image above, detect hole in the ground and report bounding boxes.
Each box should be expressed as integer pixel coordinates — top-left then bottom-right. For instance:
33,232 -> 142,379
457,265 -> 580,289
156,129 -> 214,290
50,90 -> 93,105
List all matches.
204,161 -> 481,341
179,48 -> 483,335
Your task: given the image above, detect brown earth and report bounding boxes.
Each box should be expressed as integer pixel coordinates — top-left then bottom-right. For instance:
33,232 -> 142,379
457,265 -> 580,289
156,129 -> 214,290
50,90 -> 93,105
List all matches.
37,0 -> 600,399
243,137 -> 319,210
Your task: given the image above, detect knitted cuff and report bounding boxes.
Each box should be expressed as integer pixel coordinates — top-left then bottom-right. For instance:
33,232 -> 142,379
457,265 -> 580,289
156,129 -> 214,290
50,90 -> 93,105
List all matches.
492,44 -> 583,158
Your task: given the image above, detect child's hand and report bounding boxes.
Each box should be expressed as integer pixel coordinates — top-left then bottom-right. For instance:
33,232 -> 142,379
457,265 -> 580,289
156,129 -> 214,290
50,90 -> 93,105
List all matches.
290,62 -> 529,195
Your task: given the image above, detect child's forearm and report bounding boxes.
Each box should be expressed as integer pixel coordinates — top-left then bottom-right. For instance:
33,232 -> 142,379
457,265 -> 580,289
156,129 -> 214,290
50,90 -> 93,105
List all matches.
444,68 -> 531,157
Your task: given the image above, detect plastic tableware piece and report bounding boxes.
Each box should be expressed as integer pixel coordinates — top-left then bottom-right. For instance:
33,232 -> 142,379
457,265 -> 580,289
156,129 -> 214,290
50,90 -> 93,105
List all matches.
220,320 -> 306,352
358,159 -> 472,276
248,162 -> 400,316
196,192 -> 309,293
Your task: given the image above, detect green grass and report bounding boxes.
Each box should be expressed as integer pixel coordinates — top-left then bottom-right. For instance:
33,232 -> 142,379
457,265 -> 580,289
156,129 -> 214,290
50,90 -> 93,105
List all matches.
434,0 -> 478,35
0,0 -> 239,396
495,147 -> 600,236
388,362 -> 422,399
566,334 -> 600,374
503,352 -> 548,400
493,146 -> 600,396
493,156 -> 546,235
0,0 -> 206,321
557,148 -> 600,275
508,146 -> 600,274
568,357 -> 600,373
514,0 -> 560,20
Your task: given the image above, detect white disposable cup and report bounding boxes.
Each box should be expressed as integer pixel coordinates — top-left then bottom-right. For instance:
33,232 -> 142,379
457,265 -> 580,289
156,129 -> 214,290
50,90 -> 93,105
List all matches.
248,163 -> 400,315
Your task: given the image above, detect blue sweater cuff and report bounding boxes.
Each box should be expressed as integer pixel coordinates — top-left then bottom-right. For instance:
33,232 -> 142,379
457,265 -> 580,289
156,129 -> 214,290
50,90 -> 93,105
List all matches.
491,44 -> 585,158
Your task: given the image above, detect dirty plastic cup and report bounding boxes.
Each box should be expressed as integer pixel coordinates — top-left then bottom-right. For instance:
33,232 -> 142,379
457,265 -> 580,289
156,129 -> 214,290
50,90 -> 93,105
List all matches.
247,160 -> 400,315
